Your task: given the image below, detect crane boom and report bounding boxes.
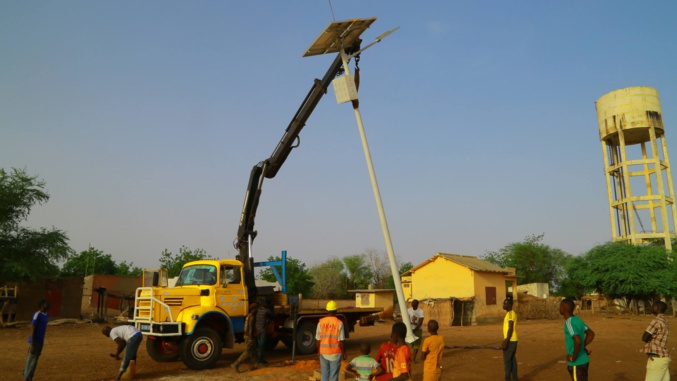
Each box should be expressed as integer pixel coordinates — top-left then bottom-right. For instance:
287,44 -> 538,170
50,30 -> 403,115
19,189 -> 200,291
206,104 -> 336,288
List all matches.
235,41 -> 361,299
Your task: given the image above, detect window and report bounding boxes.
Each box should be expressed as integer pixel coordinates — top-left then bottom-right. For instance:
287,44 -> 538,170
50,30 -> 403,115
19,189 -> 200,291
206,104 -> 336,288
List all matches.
175,265 -> 217,286
222,266 -> 241,284
485,286 -> 497,305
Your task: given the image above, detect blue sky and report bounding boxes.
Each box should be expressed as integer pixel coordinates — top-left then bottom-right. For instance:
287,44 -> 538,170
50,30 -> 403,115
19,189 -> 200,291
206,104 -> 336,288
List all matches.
2,1 -> 676,270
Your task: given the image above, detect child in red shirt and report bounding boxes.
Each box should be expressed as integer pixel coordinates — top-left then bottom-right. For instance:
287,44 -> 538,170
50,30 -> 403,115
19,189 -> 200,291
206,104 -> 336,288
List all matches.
374,336 -> 398,381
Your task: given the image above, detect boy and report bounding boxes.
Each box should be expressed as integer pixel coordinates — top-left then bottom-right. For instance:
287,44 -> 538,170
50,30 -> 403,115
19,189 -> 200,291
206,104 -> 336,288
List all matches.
22,300 -> 50,381
560,299 -> 595,381
373,333 -> 398,381
501,297 -> 518,381
389,322 -> 411,381
346,343 -> 379,380
421,320 -> 444,381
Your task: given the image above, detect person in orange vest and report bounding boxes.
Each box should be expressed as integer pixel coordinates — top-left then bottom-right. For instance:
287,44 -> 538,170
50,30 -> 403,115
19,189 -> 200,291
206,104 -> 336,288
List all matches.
316,300 -> 346,381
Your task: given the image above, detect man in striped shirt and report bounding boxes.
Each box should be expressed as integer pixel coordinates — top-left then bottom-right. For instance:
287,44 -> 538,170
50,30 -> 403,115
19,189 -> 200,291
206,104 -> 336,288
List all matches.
560,299 -> 595,381
642,301 -> 670,381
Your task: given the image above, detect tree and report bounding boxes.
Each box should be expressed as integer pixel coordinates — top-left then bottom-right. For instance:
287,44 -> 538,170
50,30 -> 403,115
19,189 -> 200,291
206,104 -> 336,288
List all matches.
116,260 -> 143,276
257,255 -> 314,296
482,234 -> 571,291
365,248 -> 391,288
159,246 -> 211,277
386,261 -> 414,290
60,247 -> 118,276
60,246 -> 143,277
342,254 -> 373,290
569,242 -> 677,310
0,168 -> 72,282
555,255 -> 590,298
309,258 -> 348,299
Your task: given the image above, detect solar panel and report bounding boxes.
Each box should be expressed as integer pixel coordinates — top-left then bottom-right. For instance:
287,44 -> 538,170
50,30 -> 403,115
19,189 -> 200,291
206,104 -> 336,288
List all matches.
302,17 -> 377,57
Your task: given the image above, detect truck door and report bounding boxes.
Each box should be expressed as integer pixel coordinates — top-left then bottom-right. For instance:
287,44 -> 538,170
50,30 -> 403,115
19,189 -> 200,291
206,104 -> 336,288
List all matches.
215,264 -> 246,317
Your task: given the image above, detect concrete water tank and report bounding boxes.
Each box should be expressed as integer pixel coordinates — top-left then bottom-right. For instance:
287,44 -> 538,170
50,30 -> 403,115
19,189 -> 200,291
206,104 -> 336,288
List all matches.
595,86 -> 677,249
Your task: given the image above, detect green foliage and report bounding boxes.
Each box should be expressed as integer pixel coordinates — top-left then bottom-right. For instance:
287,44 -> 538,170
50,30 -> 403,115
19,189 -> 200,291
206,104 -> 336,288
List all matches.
60,247 -> 117,276
159,246 -> 211,277
310,251 -> 413,298
116,260 -> 143,276
0,168 -> 49,231
569,242 -> 677,300
482,234 -> 571,290
257,255 -> 314,296
342,254 -> 373,290
386,261 -> 413,290
554,256 -> 589,298
309,257 -> 348,299
60,246 -> 142,277
0,168 -> 72,283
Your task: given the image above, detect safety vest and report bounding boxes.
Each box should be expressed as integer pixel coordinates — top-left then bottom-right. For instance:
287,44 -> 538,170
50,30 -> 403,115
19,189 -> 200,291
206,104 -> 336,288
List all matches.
318,316 -> 342,355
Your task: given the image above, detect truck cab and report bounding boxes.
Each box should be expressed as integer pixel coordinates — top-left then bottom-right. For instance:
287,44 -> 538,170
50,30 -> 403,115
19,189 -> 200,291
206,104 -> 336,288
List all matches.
133,259 -> 250,370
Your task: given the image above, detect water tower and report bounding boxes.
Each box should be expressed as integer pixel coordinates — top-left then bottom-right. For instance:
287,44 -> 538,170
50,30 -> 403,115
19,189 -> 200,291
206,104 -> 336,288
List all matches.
596,86 -> 677,250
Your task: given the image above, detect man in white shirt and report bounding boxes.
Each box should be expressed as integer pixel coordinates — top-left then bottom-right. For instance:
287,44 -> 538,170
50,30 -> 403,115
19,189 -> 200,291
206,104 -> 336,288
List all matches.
407,299 -> 425,362
102,325 -> 143,380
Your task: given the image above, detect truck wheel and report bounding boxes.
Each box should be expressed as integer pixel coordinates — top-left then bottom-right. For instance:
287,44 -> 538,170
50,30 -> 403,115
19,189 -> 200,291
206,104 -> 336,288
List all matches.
295,321 -> 318,355
179,328 -> 223,370
146,337 -> 180,362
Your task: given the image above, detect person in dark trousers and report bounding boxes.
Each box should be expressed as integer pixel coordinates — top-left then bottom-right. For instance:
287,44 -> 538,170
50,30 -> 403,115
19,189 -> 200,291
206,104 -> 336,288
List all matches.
641,300 -> 670,380
102,325 -> 143,381
22,300 -> 50,381
255,299 -> 272,367
231,303 -> 259,373
560,299 -> 595,381
501,297 -> 518,381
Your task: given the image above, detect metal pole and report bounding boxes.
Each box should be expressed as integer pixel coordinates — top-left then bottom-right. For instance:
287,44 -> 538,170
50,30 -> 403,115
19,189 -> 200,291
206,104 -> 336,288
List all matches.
339,49 -> 416,344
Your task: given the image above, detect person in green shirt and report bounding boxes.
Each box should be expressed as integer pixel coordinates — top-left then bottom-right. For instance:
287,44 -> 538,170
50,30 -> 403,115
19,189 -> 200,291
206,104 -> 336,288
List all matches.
560,299 -> 595,381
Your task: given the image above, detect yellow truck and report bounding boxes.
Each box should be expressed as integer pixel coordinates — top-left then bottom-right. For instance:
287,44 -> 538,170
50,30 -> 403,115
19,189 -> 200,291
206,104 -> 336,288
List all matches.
133,255 -> 381,370
132,38 -> 382,370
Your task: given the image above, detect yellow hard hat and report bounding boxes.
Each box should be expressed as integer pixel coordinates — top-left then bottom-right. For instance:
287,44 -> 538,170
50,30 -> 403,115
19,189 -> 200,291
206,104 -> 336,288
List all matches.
326,300 -> 338,311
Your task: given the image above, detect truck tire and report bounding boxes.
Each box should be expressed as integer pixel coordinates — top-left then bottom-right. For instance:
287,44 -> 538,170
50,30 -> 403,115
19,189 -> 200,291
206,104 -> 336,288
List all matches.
146,337 -> 180,362
295,321 -> 318,355
179,328 -> 223,370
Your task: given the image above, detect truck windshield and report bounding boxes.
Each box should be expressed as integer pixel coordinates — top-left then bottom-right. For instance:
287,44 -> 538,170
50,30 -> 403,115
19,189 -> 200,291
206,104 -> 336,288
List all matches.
175,265 -> 217,286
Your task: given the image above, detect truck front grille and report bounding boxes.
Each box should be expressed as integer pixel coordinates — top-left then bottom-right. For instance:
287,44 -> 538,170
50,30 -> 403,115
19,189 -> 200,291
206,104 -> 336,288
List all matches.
164,297 -> 184,306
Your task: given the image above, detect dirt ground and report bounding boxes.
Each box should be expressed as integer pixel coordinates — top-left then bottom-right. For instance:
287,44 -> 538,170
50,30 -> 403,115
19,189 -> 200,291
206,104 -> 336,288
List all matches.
2,313 -> 676,381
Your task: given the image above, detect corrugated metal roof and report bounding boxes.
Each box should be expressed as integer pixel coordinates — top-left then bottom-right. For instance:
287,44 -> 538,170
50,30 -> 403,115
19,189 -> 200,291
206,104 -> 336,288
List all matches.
437,253 -> 509,273
403,252 -> 510,275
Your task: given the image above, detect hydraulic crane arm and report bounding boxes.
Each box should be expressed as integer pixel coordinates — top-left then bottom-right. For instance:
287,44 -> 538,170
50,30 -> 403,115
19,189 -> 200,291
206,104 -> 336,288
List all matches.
235,41 -> 361,299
